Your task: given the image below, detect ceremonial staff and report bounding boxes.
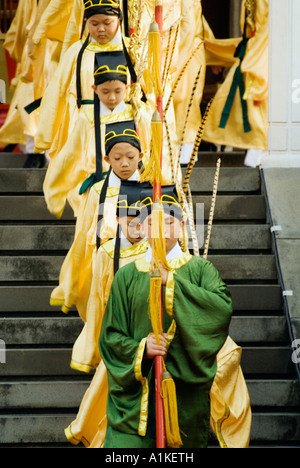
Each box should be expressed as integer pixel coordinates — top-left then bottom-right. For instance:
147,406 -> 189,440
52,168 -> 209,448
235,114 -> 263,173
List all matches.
153,0 -> 165,449
142,0 -> 182,449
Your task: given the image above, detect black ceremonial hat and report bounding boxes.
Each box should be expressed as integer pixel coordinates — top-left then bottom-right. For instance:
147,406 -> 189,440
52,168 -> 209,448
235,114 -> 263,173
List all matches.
139,185 -> 183,222
94,51 -> 128,85
105,120 -> 141,155
83,0 -> 121,19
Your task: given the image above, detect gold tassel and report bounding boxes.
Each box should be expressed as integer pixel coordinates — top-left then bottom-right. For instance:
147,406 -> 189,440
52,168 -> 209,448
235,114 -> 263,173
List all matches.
148,199 -> 169,343
150,198 -> 169,270
147,21 -> 163,98
161,369 -> 183,448
149,267 -> 163,344
140,110 -> 163,184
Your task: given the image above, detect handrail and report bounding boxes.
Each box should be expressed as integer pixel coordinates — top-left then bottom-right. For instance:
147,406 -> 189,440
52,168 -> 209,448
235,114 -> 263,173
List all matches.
260,167 -> 300,384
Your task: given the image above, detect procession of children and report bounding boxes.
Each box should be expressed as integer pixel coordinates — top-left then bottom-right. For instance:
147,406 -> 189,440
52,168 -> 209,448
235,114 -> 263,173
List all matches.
0,0 -> 259,449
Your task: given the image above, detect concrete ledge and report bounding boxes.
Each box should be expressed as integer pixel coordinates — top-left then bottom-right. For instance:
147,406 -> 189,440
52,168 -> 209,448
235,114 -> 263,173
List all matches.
261,167 -> 300,346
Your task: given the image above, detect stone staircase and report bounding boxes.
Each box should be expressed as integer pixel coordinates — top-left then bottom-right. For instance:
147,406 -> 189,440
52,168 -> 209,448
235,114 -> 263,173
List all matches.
0,151 -> 299,447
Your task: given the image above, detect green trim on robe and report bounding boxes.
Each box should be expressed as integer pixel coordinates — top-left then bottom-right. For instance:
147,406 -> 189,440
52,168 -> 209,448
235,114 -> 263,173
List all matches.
99,254 -> 232,448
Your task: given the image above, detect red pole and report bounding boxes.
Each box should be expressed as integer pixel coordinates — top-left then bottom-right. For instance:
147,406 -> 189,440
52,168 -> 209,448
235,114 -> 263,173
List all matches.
153,0 -> 165,449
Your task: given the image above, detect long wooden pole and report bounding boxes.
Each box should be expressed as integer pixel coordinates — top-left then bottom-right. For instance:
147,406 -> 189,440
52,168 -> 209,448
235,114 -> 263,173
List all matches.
153,0 -> 165,449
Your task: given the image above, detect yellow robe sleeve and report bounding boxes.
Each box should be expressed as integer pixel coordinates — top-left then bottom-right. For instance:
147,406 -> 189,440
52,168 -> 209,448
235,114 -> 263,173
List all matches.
202,0 -> 269,151
61,0 -> 85,57
50,182 -> 119,318
32,0 -> 74,45
210,336 -> 252,448
241,1 -> 269,103
65,241 -> 149,447
34,40 -> 82,153
3,0 -> 36,63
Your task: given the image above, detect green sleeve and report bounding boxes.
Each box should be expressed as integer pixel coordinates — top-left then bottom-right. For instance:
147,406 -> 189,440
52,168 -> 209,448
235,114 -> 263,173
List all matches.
166,259 -> 233,386
99,266 -> 143,390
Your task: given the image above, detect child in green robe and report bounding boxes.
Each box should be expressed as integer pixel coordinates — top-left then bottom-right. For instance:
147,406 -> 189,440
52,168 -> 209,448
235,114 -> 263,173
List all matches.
99,186 -> 233,448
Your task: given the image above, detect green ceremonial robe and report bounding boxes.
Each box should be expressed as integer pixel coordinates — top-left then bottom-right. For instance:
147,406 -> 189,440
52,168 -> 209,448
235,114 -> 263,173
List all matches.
99,251 -> 233,448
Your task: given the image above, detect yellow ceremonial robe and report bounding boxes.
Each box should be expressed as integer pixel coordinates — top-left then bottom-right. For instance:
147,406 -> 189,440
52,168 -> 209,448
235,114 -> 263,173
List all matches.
0,0 -> 38,147
202,0 -> 269,151
34,32 -> 126,158
50,169 -> 140,319
43,102 -> 130,218
0,0 -> 64,147
43,99 -> 151,218
210,336 -> 252,448
31,0 -> 74,46
70,238 -> 149,373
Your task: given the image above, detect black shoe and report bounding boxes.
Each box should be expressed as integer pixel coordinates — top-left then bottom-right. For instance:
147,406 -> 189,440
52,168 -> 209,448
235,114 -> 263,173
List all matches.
23,153 -> 45,168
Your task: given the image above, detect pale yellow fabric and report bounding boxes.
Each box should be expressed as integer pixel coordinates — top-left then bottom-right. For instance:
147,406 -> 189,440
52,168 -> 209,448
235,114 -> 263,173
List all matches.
210,336 -> 252,448
43,104 -> 132,218
34,38 -> 125,156
204,17 -> 242,68
202,0 -> 269,150
0,0 -> 37,146
61,0 -> 85,56
172,0 -> 206,146
0,0 -> 63,146
50,181 -> 120,319
65,360 -> 108,448
2,0 -> 35,64
32,0 -> 74,45
70,239 -> 149,373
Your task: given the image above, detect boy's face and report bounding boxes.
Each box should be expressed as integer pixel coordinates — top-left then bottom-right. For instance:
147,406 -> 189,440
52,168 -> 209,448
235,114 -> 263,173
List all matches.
87,14 -> 119,44
104,143 -> 142,180
117,215 -> 144,244
141,212 -> 184,254
93,80 -> 127,111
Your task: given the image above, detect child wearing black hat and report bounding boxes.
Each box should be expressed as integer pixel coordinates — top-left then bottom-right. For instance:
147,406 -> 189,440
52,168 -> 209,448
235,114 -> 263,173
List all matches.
99,185 -> 233,448
34,0 -> 126,159
50,120 -> 146,319
42,50 -> 137,218
70,180 -> 150,374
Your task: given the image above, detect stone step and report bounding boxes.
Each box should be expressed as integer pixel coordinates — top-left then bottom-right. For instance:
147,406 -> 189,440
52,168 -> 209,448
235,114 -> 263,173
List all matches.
185,166 -> 261,193
0,315 -> 288,346
0,225 -> 75,251
0,254 -> 277,282
0,169 -> 46,193
0,380 -> 91,409
0,346 -> 294,377
0,224 -> 271,252
0,284 -> 283,312
0,379 -> 298,410
0,194 -> 266,222
0,167 -> 261,194
0,151 -> 246,169
0,196 -> 74,222
194,194 -> 266,221
0,150 -> 246,169
0,152 -> 27,168
0,412 -> 299,445
195,150 -> 246,167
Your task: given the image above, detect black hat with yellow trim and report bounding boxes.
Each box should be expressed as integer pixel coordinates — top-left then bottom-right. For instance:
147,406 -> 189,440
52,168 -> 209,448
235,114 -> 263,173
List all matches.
113,180 -> 151,274
139,185 -> 183,222
116,180 -> 151,218
94,51 -> 128,86
83,0 -> 121,19
105,120 -> 141,155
